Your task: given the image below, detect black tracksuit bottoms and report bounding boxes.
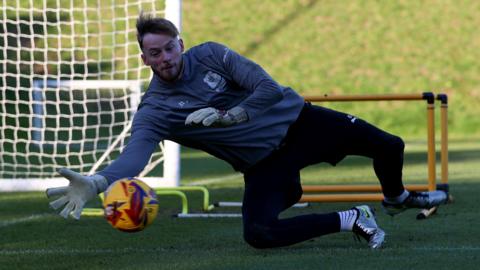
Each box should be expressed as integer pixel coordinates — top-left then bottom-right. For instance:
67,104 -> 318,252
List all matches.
242,102 -> 405,248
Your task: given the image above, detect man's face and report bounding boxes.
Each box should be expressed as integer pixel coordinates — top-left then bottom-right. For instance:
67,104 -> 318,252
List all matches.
141,33 -> 184,82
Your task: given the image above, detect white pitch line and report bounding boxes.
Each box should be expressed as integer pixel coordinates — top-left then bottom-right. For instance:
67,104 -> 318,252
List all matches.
0,248 -> 121,255
0,247 -> 171,256
3,246 -> 480,256
0,214 -> 50,228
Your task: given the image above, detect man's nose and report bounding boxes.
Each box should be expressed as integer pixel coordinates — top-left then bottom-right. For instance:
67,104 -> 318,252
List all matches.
161,53 -> 172,63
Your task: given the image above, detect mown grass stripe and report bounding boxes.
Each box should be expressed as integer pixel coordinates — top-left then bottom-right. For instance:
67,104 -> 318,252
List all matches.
2,246 -> 480,256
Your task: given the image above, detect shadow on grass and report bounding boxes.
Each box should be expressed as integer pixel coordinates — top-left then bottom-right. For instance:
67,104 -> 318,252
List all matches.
241,0 -> 318,56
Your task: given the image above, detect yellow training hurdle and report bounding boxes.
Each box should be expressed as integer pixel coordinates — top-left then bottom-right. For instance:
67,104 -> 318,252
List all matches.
299,92 -> 449,203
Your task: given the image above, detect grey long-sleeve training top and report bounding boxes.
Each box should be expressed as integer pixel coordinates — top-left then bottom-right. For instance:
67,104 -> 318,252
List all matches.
99,42 -> 305,183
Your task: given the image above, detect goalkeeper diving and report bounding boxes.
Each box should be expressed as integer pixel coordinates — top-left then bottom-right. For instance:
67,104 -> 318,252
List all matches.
46,13 -> 449,249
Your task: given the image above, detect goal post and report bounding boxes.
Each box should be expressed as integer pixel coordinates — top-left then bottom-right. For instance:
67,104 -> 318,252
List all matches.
0,0 -> 182,191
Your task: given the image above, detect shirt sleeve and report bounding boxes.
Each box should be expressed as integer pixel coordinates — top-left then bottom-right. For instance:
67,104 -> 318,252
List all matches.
97,109 -> 164,184
208,42 -> 284,119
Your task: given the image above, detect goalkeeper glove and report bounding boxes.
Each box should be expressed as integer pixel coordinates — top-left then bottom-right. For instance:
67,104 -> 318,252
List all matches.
46,168 -> 108,220
185,106 -> 248,127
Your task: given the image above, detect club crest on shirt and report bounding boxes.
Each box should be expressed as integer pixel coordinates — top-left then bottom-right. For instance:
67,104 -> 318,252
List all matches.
203,71 -> 226,92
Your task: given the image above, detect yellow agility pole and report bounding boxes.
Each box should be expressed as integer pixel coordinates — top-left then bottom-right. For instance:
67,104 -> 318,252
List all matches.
300,92 -> 447,203
155,186 -> 215,211
417,94 -> 452,219
426,97 -> 436,191
437,94 -> 449,186
302,184 -> 431,193
304,93 -> 427,102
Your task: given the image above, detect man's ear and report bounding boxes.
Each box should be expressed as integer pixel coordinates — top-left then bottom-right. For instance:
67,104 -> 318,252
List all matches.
179,38 -> 185,53
141,53 -> 148,65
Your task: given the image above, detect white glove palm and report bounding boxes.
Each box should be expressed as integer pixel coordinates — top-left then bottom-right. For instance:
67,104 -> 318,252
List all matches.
185,106 -> 247,127
46,168 -> 108,220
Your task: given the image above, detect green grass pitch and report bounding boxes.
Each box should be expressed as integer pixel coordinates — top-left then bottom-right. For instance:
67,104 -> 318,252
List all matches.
2,0 -> 480,268
1,138 -> 479,269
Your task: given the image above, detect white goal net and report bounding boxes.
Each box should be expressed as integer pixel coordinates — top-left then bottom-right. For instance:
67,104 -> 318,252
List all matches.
1,0 -> 182,191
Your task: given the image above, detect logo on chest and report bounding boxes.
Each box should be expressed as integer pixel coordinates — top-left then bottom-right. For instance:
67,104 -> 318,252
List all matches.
203,71 -> 226,92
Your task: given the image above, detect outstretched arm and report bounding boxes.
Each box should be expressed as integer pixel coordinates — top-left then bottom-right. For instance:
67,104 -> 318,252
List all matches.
97,128 -> 161,183
47,110 -> 163,219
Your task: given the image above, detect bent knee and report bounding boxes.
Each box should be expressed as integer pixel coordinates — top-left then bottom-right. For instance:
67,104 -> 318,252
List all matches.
378,134 -> 405,155
243,222 -> 277,249
388,135 -> 405,153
